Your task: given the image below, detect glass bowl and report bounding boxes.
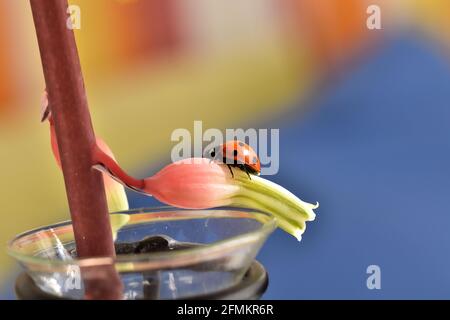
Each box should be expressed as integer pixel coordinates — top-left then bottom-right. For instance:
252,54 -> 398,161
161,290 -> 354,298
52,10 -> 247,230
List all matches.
8,207 -> 276,300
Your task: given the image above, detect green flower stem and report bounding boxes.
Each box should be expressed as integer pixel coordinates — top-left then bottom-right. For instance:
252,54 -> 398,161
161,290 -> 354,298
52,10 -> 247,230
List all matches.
229,170 -> 318,241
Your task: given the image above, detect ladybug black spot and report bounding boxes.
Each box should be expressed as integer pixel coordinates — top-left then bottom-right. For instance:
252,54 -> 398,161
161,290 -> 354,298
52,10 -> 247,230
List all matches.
238,142 -> 245,147
252,156 -> 258,164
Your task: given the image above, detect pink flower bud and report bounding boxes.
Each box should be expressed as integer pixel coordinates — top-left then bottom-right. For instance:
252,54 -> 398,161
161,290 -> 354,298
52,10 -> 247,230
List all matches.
95,157 -> 318,241
142,158 -> 238,209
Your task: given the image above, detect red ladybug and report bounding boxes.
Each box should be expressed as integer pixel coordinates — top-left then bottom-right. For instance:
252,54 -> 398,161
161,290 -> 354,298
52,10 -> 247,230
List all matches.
207,140 -> 261,178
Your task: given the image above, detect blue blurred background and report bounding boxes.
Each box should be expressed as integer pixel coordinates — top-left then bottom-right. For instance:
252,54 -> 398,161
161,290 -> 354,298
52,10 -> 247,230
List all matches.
1,0 -> 450,299
258,35 -> 450,299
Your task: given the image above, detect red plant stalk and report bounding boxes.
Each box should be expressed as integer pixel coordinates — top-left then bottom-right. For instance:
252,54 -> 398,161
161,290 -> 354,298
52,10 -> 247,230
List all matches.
30,0 -> 122,299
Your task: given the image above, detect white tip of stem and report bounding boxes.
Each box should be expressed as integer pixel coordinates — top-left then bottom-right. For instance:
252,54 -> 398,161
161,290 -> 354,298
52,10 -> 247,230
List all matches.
294,229 -> 303,242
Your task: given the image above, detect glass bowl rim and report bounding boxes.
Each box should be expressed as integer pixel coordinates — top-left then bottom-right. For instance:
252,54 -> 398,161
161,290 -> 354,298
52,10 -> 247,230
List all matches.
7,206 -> 277,270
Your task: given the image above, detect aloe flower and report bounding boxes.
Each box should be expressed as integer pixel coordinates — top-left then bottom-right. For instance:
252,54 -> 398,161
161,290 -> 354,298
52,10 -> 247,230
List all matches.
42,91 -> 317,241
41,90 -> 129,213
41,91 -> 129,240
95,157 -> 318,241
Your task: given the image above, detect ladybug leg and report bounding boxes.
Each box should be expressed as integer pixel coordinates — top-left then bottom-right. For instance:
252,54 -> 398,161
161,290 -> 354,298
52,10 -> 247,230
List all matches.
243,165 -> 252,180
208,152 -> 218,163
227,164 -> 234,178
